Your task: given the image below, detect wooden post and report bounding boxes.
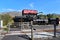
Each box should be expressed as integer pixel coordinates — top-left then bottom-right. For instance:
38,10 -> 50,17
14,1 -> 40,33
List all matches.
31,21 -> 34,40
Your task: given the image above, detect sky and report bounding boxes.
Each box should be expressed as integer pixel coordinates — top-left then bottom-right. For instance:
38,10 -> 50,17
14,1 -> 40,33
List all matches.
0,0 -> 60,14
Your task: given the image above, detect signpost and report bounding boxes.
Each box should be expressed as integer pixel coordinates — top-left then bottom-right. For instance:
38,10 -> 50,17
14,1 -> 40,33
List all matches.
54,22 -> 56,37
48,18 -> 59,37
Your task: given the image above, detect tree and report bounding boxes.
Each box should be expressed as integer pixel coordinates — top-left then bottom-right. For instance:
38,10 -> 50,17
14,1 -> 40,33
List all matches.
47,13 -> 59,18
1,14 -> 12,26
47,14 -> 54,18
37,12 -> 47,19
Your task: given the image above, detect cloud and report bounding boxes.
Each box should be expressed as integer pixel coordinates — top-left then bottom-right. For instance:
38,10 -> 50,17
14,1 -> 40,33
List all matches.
18,10 -> 22,11
29,2 -> 34,8
1,8 -> 21,12
2,9 -> 15,11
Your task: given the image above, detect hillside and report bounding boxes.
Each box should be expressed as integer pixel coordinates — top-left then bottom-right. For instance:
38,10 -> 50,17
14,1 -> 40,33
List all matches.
0,11 -> 60,18
0,11 -> 22,17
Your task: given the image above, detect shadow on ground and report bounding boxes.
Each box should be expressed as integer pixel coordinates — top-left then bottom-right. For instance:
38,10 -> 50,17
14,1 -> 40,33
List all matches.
2,35 -> 31,40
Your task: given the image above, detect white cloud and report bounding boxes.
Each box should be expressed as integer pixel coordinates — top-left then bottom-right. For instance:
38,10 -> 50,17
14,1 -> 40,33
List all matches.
2,8 -> 15,11
18,10 -> 22,11
1,8 -> 21,12
29,2 -> 34,8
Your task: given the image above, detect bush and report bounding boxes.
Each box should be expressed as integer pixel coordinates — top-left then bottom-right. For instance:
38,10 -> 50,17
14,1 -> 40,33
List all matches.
3,28 -> 9,31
